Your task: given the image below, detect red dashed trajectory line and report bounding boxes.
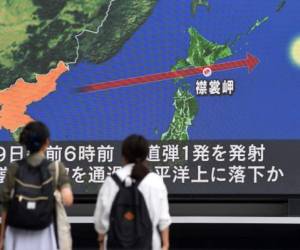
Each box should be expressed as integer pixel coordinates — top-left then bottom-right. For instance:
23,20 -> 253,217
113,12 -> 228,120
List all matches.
78,53 -> 259,93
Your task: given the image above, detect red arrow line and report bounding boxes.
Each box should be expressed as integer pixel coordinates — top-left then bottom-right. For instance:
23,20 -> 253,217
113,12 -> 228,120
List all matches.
79,53 -> 259,93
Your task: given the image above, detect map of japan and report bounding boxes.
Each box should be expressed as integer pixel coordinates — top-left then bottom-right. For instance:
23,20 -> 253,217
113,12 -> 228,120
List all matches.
0,0 -> 299,141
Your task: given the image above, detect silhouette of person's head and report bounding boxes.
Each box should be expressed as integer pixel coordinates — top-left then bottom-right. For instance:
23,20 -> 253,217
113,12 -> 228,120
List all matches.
19,121 -> 50,154
121,134 -> 149,181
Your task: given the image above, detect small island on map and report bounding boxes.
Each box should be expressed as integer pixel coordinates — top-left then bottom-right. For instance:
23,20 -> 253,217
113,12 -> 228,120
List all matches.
248,17 -> 269,34
191,0 -> 211,16
230,16 -> 269,46
276,0 -> 286,12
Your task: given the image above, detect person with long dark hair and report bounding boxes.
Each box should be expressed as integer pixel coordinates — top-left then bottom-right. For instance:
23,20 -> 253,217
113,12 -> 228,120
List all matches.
0,121 -> 73,250
94,135 -> 171,250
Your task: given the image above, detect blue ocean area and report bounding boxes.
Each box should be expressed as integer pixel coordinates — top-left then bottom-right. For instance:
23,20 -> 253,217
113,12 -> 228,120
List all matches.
0,0 -> 299,141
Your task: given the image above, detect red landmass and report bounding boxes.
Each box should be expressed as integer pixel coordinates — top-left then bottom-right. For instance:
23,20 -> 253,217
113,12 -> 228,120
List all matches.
0,61 -> 68,133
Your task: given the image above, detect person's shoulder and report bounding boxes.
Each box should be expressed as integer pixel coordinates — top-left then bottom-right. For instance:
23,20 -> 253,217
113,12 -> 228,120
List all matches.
47,160 -> 64,168
3,161 -> 20,180
114,166 -> 126,175
47,161 -> 64,176
9,161 -> 19,168
142,172 -> 166,188
102,175 -> 117,188
47,161 -> 55,170
146,172 -> 163,180
8,161 -> 20,172
98,175 -> 119,197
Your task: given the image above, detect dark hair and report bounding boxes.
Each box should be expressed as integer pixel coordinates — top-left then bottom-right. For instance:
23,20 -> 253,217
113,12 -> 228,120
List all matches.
121,134 -> 149,181
19,121 -> 50,154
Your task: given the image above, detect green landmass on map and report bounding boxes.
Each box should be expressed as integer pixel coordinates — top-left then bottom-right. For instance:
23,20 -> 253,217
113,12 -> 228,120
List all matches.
191,0 -> 211,16
161,87 -> 198,140
229,16 -> 269,46
247,16 -> 269,34
172,27 -> 232,71
276,0 -> 286,12
0,0 -> 157,89
162,27 -> 232,141
163,12 -> 271,141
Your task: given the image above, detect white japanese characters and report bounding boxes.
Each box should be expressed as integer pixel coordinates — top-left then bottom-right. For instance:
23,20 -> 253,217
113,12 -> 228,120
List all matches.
0,143 -> 285,186
196,79 -> 235,96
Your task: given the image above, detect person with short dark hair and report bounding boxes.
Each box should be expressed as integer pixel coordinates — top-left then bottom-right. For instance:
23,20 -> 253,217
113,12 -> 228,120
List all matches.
0,121 -> 73,250
94,135 -> 171,250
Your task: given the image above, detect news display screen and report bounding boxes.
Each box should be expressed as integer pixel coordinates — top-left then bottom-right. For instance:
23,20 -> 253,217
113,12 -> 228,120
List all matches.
0,0 -> 299,195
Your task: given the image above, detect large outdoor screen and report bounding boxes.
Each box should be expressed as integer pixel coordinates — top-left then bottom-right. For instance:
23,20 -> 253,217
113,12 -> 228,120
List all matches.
0,0 -> 299,196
